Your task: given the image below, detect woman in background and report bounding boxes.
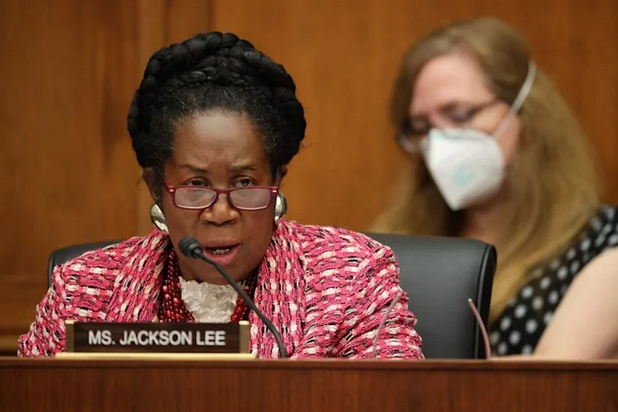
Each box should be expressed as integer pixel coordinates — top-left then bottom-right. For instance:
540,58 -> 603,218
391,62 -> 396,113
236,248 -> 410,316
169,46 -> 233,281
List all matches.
19,31 -> 423,359
374,18 -> 618,359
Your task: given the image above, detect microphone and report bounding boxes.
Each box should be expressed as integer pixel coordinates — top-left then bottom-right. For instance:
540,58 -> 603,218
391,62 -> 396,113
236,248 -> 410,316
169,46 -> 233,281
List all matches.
178,237 -> 287,359
371,290 -> 403,359
371,294 -> 492,360
467,298 -> 491,360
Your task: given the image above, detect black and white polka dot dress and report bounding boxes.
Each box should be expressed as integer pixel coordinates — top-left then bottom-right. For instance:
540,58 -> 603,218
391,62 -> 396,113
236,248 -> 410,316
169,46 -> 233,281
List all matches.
489,205 -> 618,356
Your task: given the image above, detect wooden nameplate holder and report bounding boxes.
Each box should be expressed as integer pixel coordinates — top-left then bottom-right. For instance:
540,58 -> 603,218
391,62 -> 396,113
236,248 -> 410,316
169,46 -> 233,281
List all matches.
55,320 -> 254,360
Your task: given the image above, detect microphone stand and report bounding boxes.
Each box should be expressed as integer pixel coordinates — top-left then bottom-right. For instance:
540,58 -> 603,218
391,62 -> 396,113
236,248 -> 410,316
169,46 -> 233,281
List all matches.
179,238 -> 287,359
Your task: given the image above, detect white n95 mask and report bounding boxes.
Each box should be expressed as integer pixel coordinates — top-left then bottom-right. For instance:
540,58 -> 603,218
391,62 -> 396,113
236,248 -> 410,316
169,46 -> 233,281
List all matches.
421,129 -> 505,211
420,61 -> 537,211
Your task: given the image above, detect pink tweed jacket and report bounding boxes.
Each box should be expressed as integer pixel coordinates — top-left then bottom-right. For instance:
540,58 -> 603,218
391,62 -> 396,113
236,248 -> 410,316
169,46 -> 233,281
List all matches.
18,219 -> 424,359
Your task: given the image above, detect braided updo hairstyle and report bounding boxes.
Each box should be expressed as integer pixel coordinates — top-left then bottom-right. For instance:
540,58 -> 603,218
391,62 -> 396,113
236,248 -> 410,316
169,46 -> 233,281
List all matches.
127,32 -> 306,192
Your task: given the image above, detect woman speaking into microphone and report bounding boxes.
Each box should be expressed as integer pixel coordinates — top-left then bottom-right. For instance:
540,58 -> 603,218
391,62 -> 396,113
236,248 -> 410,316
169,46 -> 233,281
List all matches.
19,32 -> 423,360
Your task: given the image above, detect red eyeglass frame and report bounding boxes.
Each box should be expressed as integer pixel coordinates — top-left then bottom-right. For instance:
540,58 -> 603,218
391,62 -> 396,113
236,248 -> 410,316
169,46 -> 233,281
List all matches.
160,175 -> 280,212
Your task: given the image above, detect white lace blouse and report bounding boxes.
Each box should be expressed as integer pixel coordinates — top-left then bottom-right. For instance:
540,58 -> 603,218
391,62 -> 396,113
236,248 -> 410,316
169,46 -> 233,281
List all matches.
178,277 -> 242,323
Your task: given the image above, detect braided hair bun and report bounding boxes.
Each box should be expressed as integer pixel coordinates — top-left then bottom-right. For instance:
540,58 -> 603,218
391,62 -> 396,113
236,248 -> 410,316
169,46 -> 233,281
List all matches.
127,32 -> 306,175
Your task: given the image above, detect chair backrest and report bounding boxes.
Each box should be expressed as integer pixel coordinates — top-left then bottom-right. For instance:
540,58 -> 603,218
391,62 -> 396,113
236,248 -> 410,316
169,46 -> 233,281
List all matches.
48,233 -> 496,359
366,233 -> 496,359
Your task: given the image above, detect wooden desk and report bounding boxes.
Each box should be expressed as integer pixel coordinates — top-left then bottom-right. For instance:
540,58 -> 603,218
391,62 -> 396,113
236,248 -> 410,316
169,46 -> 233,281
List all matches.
1,358 -> 617,411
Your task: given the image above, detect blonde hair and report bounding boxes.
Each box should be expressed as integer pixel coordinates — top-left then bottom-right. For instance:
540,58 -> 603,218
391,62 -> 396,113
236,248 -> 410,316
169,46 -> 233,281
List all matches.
373,18 -> 601,321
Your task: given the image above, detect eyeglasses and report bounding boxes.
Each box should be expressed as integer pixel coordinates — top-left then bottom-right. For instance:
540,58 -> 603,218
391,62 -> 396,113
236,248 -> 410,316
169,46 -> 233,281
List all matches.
161,177 -> 279,211
396,99 -> 500,153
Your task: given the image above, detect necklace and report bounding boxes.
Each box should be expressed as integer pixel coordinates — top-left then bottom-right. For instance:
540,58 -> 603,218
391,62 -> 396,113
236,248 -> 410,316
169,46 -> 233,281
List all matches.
158,248 -> 257,323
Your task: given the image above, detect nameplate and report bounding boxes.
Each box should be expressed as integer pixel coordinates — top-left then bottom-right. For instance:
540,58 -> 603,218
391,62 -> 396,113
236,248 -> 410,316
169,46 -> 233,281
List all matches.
65,320 -> 249,354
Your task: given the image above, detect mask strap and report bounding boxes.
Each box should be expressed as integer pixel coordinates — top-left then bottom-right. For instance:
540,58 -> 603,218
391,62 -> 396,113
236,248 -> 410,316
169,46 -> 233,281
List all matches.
492,61 -> 537,138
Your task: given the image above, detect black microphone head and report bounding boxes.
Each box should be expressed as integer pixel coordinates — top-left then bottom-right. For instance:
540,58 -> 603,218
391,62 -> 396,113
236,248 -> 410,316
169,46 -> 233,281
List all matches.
178,237 -> 202,259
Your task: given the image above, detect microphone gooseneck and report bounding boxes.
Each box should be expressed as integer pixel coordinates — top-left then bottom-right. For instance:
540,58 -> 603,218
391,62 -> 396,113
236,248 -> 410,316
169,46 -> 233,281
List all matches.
468,298 -> 491,360
371,290 -> 403,359
178,237 -> 287,359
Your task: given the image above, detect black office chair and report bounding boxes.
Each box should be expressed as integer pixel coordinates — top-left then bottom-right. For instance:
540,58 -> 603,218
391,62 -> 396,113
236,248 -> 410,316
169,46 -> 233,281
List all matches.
48,233 -> 496,359
366,233 -> 495,360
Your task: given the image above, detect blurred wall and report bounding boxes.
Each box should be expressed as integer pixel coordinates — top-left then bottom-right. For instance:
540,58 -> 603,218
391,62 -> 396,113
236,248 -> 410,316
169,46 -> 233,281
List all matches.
1,0 -> 617,351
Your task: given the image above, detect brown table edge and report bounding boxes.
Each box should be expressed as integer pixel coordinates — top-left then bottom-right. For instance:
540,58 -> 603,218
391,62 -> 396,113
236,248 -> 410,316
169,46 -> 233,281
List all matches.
1,358 -> 618,372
